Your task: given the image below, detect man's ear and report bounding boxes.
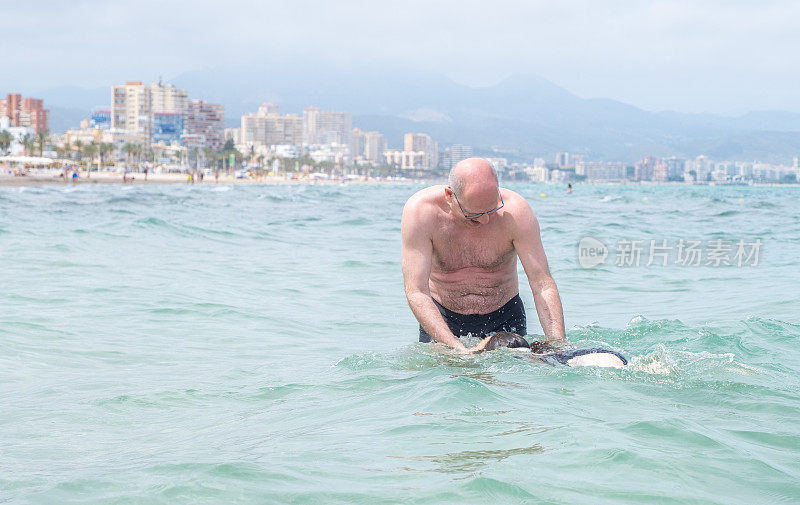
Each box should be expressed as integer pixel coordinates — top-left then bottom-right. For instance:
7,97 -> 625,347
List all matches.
444,187 -> 452,198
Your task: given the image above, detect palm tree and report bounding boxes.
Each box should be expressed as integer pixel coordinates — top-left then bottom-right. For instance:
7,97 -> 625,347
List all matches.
61,140 -> 72,160
121,142 -> 144,171
0,130 -> 12,154
21,133 -> 36,155
98,143 -> 115,170
73,140 -> 84,165
36,131 -> 49,156
83,142 -> 98,178
122,143 -> 136,169
132,144 -> 143,171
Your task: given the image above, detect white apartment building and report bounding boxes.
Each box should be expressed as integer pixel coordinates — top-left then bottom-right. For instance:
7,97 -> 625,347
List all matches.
303,106 -> 352,146
442,144 -> 473,169
150,82 -> 188,114
526,164 -> 549,182
224,128 -> 241,145
350,129 -> 387,165
403,133 -> 438,169
576,161 -> 626,181
363,131 -> 386,165
351,128 -> 365,161
111,81 -> 153,144
385,148 -> 427,170
241,104 -> 303,149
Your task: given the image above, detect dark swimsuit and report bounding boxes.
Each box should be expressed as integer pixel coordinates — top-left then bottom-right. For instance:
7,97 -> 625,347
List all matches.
418,294 -> 527,343
418,295 -> 627,365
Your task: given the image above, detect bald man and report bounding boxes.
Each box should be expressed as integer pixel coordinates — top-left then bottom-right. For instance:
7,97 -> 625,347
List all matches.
401,158 -> 566,354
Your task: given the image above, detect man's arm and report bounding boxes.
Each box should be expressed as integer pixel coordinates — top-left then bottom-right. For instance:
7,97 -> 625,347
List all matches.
511,198 -> 566,341
401,197 -> 469,351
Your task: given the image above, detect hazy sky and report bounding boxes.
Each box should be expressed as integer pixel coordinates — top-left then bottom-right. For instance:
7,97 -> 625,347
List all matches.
2,0 -> 799,113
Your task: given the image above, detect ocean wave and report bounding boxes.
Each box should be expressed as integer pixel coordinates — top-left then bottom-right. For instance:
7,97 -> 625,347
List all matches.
132,216 -> 240,240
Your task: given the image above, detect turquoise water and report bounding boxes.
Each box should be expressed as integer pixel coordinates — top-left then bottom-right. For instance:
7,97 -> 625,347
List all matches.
2,182 -> 799,504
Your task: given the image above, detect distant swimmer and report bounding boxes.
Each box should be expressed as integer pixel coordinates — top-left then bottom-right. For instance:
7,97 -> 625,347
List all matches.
401,157 -> 566,354
476,331 -> 627,368
568,183 -> 572,194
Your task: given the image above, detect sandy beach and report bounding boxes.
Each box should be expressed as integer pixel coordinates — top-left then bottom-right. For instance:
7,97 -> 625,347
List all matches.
0,169 -> 418,186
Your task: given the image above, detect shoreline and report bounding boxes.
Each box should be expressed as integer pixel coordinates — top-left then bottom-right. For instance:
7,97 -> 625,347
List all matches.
0,170 -> 432,187
1,171 -> 797,188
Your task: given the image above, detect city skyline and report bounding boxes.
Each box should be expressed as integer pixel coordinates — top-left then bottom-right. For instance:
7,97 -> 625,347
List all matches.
3,78 -> 798,185
2,71 -> 799,185
12,67 -> 800,166
3,1 -> 800,115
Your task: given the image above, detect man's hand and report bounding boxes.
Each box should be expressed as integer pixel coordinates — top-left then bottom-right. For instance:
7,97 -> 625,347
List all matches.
457,345 -> 483,355
454,337 -> 494,354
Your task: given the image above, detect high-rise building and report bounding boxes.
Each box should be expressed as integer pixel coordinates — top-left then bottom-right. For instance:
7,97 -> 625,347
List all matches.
302,106 -> 352,146
224,128 -> 241,145
634,156 -> 660,181
363,131 -> 386,165
691,155 -> 712,182
183,100 -> 224,151
403,133 -> 438,169
111,81 -> 153,143
150,82 -> 188,115
653,161 -> 669,182
576,161 -> 625,181
302,106 -> 320,144
556,152 -> 570,168
664,157 -> 685,181
0,94 -> 49,133
384,149 -> 425,170
526,165 -> 549,182
441,144 -> 473,169
152,112 -> 184,145
241,103 -> 303,148
351,128 -> 366,161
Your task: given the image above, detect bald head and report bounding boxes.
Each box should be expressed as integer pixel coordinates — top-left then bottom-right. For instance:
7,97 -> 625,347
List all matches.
448,158 -> 498,196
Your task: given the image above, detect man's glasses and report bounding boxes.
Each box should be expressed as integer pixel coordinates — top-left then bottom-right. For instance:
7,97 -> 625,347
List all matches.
448,187 -> 504,219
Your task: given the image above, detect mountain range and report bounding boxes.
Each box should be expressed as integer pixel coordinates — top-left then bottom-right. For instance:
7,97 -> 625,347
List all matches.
35,61 -> 800,163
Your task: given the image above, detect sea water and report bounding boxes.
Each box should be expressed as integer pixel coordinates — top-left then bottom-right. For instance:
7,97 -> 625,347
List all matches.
1,182 -> 798,504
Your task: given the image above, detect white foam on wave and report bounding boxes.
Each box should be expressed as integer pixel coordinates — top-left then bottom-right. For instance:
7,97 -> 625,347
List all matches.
626,343 -> 760,376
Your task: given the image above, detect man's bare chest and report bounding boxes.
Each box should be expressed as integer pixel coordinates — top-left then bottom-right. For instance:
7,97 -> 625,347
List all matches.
432,228 -> 515,272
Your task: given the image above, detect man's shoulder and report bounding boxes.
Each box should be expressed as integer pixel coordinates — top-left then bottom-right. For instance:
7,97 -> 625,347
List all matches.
500,188 -> 535,216
498,188 -> 538,238
401,185 -> 444,238
403,185 -> 445,214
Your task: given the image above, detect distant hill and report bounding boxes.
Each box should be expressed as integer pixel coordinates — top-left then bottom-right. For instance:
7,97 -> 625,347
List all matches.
36,62 -> 800,163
